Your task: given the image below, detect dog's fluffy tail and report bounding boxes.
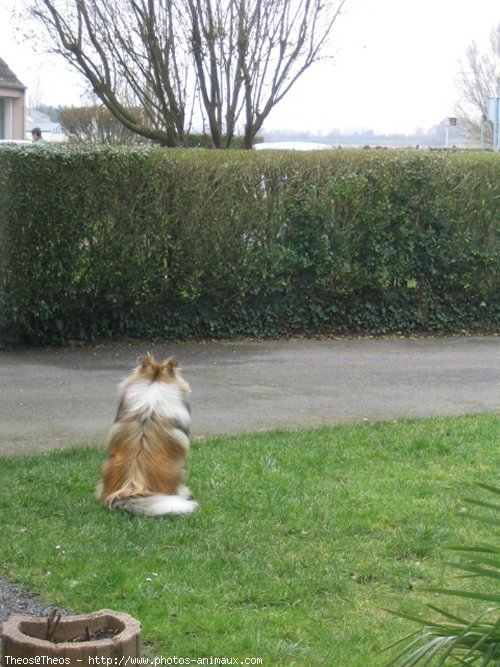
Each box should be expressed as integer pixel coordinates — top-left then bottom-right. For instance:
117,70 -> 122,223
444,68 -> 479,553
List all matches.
111,494 -> 198,516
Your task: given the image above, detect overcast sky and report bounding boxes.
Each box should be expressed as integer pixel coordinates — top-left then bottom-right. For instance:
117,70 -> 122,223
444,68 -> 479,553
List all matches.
1,0 -> 498,135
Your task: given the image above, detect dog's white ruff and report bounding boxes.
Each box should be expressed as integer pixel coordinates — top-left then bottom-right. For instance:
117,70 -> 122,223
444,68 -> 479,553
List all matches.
113,494 -> 198,516
122,380 -> 190,432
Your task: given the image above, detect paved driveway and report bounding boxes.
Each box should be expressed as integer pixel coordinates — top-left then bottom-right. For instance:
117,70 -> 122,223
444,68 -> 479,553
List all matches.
0,336 -> 498,456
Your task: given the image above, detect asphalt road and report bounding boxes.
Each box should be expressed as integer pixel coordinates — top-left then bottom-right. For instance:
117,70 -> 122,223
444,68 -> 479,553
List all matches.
0,336 -> 498,456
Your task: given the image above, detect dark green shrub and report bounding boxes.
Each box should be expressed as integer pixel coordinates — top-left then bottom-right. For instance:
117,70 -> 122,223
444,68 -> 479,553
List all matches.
0,145 -> 498,345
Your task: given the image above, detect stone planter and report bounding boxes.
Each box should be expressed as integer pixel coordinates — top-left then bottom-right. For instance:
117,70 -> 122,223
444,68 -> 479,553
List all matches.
2,609 -> 141,666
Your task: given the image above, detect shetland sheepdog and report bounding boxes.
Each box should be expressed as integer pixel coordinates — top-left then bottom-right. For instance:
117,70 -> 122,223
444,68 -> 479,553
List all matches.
96,353 -> 198,516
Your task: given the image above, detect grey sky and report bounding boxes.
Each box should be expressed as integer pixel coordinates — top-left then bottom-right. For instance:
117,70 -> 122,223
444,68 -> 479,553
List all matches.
1,0 -> 498,134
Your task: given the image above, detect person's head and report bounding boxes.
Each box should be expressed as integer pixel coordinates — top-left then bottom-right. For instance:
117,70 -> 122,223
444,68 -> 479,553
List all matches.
31,127 -> 42,142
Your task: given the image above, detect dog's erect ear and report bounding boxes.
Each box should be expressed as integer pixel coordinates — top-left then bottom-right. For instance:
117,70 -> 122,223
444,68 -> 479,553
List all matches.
137,353 -> 156,368
161,357 -> 179,376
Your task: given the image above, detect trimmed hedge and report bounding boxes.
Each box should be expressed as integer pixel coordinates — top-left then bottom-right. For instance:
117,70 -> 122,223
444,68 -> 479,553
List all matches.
0,145 -> 498,345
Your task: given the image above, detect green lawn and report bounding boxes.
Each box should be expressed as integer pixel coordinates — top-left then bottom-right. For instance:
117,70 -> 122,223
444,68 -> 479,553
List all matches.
0,414 -> 498,666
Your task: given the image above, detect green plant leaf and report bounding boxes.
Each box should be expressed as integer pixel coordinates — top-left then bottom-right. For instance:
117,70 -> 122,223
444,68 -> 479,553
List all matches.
384,481 -> 500,664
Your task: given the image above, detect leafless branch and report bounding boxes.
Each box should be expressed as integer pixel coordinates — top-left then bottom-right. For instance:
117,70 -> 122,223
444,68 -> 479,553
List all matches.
455,23 -> 500,145
27,0 -> 348,147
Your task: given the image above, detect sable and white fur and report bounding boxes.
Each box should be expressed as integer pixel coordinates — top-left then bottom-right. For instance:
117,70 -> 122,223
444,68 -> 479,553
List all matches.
96,353 -> 198,516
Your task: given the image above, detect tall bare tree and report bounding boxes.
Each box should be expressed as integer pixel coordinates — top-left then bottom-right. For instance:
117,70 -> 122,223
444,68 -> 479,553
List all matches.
187,0 -> 347,148
25,0 -> 347,147
455,23 -> 500,146
28,0 -> 195,146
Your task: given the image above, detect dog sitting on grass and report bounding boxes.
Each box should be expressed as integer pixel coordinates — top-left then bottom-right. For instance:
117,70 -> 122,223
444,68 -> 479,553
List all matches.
96,353 -> 198,516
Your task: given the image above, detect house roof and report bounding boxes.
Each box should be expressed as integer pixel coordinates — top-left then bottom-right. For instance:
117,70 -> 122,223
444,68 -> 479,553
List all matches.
0,57 -> 26,91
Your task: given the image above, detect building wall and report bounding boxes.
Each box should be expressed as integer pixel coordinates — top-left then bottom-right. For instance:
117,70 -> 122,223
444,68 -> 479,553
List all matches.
0,86 -> 25,140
